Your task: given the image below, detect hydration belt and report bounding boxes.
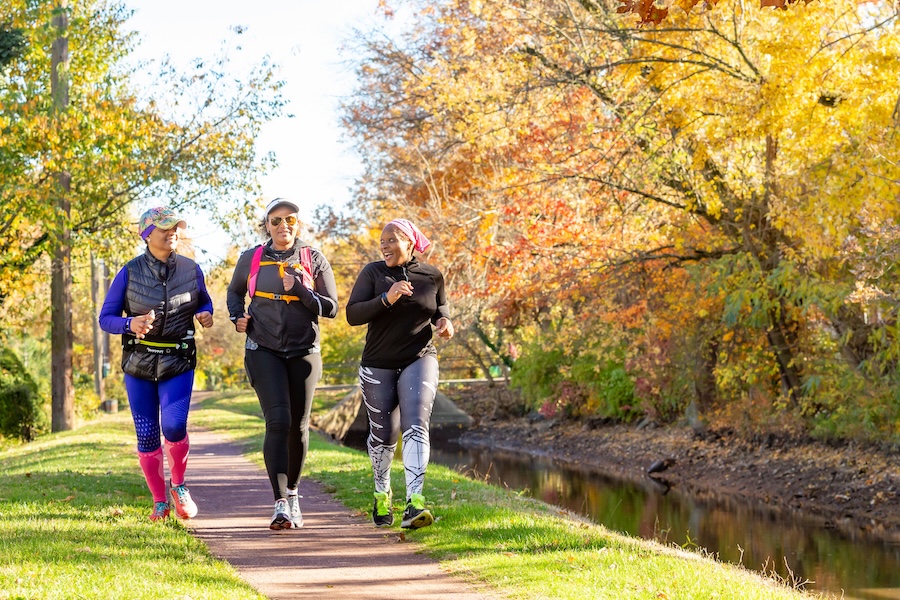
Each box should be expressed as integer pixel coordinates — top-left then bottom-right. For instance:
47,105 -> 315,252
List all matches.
124,337 -> 196,356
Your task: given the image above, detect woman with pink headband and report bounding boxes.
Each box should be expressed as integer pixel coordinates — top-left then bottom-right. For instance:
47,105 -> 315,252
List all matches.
346,218 -> 454,529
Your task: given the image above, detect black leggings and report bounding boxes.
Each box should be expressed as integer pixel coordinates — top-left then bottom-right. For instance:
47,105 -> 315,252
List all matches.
245,349 -> 322,501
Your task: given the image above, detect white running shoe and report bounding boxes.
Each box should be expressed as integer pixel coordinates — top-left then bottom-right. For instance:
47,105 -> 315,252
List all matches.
270,498 -> 292,530
169,482 -> 198,519
286,490 -> 304,528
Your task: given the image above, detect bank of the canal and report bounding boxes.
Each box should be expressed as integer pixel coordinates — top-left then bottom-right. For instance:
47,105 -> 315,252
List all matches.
433,383 -> 900,599
424,433 -> 900,599
457,415 -> 900,542
322,381 -> 900,597
442,383 -> 900,543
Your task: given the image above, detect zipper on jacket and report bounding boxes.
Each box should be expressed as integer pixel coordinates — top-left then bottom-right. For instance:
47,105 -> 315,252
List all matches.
157,260 -> 171,381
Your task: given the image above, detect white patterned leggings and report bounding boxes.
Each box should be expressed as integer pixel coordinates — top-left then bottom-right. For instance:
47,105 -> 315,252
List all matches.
359,355 -> 439,501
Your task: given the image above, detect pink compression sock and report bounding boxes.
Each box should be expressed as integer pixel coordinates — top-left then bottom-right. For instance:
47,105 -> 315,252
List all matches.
164,435 -> 190,487
137,448 -> 167,502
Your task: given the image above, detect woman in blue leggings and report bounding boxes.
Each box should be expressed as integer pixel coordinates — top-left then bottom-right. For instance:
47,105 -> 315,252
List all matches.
346,218 -> 454,529
99,207 -> 214,521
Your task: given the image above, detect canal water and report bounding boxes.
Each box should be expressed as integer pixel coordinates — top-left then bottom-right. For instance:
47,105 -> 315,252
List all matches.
421,434 -> 900,599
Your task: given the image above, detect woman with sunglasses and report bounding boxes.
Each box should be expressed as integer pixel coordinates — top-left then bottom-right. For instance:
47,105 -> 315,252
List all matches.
346,218 -> 454,529
98,207 -> 214,521
226,198 -> 338,529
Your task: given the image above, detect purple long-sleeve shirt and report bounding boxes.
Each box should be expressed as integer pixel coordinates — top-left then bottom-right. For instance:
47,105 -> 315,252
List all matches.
99,263 -> 213,335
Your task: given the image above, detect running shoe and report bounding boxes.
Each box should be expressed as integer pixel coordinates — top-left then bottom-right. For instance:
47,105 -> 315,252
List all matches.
149,501 -> 170,521
270,498 -> 292,530
400,493 -> 433,529
286,490 -> 304,528
169,482 -> 198,519
372,491 -> 393,527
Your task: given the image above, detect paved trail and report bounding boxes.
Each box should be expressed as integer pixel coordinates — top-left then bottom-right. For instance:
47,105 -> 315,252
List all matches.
185,429 -> 494,600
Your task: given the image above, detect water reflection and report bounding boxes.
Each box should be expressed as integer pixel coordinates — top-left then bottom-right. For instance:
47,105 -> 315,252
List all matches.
429,437 -> 900,600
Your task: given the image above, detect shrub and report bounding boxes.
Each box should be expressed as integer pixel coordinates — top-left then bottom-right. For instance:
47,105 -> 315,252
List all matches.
0,347 -> 48,441
103,374 -> 129,411
510,335 -> 636,421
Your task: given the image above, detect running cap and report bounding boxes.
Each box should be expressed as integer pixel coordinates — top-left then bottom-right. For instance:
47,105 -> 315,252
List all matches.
139,207 -> 186,240
265,198 -> 300,216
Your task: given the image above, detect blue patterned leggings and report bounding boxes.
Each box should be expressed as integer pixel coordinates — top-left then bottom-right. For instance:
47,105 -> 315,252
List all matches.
359,355 -> 439,500
124,370 -> 194,453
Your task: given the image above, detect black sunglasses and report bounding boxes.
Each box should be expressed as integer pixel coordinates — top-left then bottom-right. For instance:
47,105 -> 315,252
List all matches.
269,215 -> 298,227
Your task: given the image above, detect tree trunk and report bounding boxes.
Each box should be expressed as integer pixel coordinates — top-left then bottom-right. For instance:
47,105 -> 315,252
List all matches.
51,2 -> 74,432
767,302 -> 803,405
695,336 -> 718,414
471,321 -> 514,368
51,202 -> 74,431
458,334 -> 496,386
90,251 -> 105,405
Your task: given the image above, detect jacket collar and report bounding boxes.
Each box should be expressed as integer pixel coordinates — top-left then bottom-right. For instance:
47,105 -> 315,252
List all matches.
143,247 -> 176,279
265,238 -> 308,255
388,256 -> 419,277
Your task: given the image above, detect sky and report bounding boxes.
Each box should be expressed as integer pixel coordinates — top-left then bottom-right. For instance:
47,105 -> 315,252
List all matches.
125,0 -> 388,266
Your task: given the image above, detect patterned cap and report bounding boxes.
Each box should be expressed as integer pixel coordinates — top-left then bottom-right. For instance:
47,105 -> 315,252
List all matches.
139,207 -> 186,239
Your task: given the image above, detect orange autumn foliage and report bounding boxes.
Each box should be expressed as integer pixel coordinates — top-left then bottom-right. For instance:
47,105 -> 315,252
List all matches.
616,0 -> 820,26
342,0 -> 900,429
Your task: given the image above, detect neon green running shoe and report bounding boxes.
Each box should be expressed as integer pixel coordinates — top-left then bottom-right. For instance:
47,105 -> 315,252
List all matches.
372,491 -> 394,527
400,493 -> 433,529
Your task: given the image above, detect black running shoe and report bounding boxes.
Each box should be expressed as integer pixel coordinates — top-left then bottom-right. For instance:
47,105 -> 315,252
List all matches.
373,491 -> 394,527
400,493 -> 433,529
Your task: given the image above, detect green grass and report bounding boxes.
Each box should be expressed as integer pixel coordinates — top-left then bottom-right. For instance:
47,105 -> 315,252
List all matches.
192,391 -> 822,600
0,415 -> 263,600
0,390 -> 821,599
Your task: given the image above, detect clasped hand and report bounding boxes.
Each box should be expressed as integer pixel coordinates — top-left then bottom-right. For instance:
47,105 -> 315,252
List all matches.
195,311 -> 214,328
130,310 -> 155,339
283,268 -> 313,292
386,281 -> 414,305
435,317 -> 454,340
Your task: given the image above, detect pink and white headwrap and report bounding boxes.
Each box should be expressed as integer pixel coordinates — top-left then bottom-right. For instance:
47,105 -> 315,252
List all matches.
387,219 -> 431,253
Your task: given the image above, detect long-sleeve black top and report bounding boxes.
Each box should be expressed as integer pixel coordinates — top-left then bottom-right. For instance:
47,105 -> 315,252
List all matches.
226,239 -> 338,357
346,257 -> 450,369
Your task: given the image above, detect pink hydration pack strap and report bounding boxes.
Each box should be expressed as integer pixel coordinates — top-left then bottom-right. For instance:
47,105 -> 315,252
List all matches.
247,245 -> 314,298
299,246 -> 314,289
247,245 -> 265,298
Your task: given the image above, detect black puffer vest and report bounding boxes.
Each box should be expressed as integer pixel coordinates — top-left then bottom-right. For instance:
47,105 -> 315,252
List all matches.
122,249 -> 200,381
